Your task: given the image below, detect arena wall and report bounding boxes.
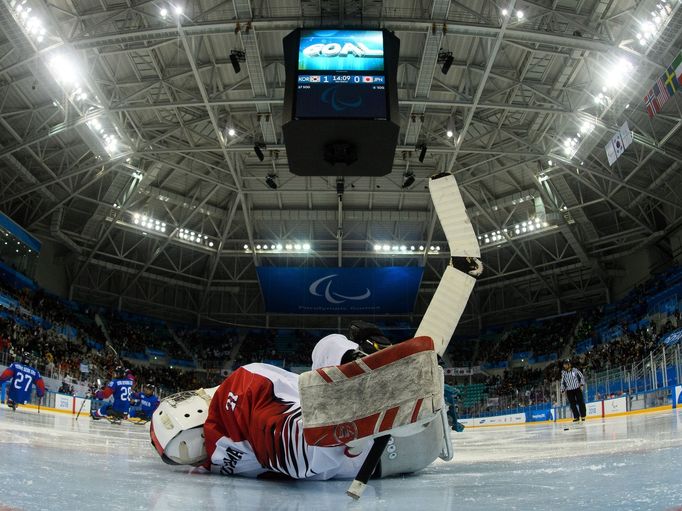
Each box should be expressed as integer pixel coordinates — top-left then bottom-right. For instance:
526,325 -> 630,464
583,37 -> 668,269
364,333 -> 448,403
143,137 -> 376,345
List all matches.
460,393 -> 666,428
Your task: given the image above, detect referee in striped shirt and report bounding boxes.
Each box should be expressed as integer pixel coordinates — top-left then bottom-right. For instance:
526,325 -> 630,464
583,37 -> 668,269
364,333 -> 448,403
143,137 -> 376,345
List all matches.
561,359 -> 586,422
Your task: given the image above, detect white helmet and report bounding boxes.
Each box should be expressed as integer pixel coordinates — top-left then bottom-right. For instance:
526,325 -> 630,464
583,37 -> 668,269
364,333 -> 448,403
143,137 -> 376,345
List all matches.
150,387 -> 217,466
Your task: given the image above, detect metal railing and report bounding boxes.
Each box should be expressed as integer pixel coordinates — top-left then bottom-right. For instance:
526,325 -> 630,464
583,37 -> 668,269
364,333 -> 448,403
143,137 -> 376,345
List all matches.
460,342 -> 681,418
579,343 -> 681,402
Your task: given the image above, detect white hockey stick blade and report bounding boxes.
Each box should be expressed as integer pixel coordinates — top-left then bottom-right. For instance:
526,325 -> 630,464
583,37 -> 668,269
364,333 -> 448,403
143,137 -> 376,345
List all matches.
415,266 -> 476,357
429,173 -> 480,258
346,480 -> 367,500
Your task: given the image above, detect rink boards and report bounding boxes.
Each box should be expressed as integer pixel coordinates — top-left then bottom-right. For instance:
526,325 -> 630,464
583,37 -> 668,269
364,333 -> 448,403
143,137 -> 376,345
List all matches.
460,395 -> 655,428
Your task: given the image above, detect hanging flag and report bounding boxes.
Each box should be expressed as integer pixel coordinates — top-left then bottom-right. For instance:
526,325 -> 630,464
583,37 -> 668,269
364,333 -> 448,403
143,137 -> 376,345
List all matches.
605,132 -> 624,166
605,121 -> 633,166
619,121 -> 633,148
663,65 -> 679,95
644,88 -> 660,118
673,51 -> 682,86
644,51 -> 682,119
654,77 -> 671,107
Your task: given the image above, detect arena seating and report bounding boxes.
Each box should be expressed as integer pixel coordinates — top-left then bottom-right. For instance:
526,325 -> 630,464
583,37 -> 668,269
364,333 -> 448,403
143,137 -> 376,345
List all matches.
1,260 -> 680,401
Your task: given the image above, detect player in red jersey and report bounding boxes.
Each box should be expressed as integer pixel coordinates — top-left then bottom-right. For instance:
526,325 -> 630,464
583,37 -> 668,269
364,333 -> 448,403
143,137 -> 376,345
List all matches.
150,173 -> 479,489
150,331 -> 449,481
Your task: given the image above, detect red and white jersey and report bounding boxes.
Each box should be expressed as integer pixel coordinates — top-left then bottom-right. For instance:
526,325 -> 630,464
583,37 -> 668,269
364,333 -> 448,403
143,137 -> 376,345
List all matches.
203,363 -> 368,480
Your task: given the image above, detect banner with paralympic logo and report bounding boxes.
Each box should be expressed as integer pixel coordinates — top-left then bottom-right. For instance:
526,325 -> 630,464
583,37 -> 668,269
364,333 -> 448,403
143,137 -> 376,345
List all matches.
256,266 -> 424,314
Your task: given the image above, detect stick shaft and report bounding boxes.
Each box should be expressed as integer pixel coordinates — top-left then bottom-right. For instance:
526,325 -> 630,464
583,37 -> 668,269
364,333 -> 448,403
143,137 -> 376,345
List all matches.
75,396 -> 88,420
347,435 -> 390,499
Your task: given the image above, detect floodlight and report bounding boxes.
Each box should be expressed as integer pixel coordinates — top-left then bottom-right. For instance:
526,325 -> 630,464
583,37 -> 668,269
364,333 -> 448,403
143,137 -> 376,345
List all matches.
49,54 -> 81,87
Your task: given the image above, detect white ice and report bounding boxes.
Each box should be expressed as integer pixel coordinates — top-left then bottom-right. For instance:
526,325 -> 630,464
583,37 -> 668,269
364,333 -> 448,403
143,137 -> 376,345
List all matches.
1,406 -> 681,511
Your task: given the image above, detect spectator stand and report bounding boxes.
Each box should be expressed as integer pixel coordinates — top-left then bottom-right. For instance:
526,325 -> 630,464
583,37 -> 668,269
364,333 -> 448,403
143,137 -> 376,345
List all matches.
172,325 -> 239,371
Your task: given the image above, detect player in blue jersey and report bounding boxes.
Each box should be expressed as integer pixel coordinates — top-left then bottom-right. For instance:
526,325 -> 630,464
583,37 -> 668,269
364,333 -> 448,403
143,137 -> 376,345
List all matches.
129,383 -> 159,421
0,353 -> 46,411
91,366 -> 134,421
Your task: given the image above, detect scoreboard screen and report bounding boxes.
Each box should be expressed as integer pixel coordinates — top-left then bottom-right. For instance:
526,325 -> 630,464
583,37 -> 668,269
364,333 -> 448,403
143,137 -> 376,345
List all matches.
294,30 -> 387,119
298,30 -> 384,72
282,28 -> 400,176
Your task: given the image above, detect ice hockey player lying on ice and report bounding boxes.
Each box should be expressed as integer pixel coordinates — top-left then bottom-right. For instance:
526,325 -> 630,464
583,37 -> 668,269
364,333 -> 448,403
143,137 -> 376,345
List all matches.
150,322 -> 452,481
151,173 -> 482,485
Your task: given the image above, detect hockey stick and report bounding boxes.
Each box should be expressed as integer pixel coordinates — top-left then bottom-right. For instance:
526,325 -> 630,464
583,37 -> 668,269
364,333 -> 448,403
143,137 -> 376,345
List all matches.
415,173 -> 482,357
106,342 -> 123,365
126,417 -> 151,425
75,394 -> 89,420
347,435 -> 391,500
37,396 -> 41,414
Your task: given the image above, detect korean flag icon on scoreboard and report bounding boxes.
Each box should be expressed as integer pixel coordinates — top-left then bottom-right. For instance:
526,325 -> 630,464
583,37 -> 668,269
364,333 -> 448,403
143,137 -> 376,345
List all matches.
310,75 -> 320,82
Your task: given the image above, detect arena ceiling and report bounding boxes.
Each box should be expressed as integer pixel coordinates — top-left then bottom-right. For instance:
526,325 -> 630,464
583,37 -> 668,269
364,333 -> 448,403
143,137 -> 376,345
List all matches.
0,0 -> 681,331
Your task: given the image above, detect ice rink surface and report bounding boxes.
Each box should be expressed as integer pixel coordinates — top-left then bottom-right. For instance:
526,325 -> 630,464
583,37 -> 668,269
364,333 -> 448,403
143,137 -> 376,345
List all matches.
1,406 -> 681,511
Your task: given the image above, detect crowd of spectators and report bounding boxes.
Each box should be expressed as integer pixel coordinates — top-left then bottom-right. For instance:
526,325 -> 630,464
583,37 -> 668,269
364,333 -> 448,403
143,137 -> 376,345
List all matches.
2,256 -> 681,407
467,309 -> 681,414
103,313 -> 187,360
0,271 -> 227,395
234,330 -> 277,367
277,330 -> 323,366
573,319 -> 677,374
485,315 -> 578,363
174,327 -> 237,369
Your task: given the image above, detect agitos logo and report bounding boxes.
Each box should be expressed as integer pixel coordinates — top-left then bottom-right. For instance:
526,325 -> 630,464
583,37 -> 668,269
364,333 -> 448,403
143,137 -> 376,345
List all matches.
302,42 -> 383,59
308,274 -> 371,304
